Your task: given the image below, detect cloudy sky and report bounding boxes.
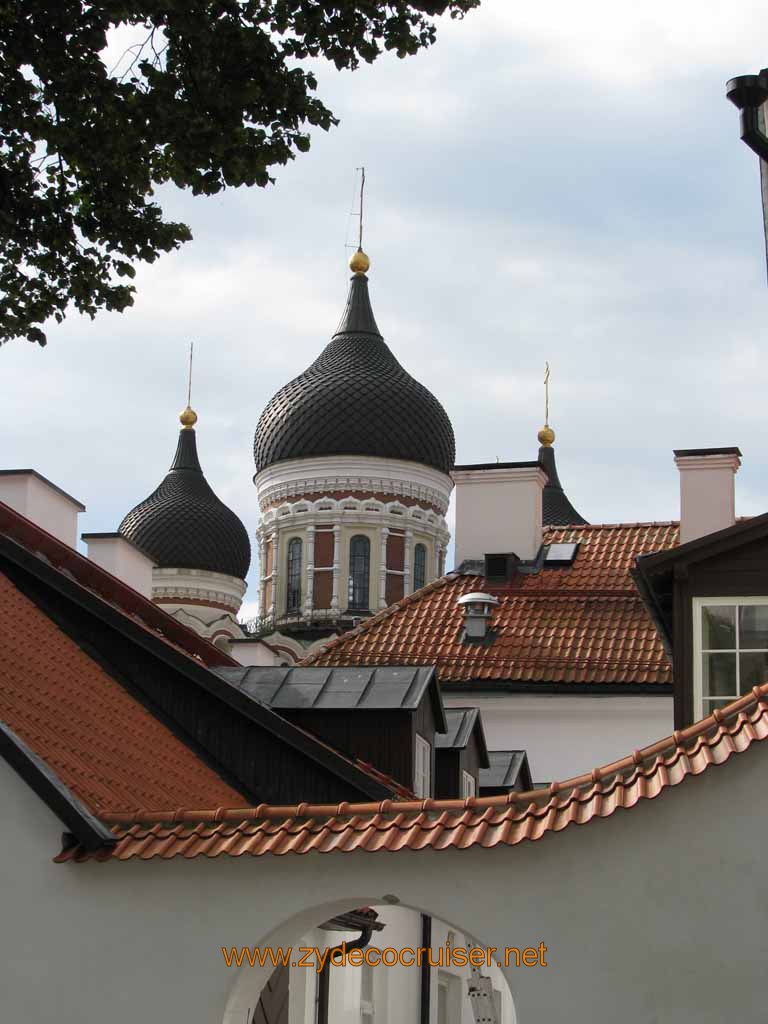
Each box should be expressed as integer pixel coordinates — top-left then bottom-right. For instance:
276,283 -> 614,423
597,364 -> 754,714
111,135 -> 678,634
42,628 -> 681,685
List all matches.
3,1 -> 768,619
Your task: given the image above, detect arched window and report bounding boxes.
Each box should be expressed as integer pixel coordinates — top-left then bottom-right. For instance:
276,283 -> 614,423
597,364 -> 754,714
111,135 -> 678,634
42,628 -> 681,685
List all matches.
413,543 -> 427,592
286,537 -> 302,613
348,535 -> 370,611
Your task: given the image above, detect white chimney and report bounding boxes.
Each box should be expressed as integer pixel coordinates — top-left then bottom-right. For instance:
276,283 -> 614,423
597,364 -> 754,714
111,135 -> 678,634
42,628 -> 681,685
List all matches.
674,447 -> 741,544
82,532 -> 155,598
0,469 -> 85,547
452,462 -> 547,566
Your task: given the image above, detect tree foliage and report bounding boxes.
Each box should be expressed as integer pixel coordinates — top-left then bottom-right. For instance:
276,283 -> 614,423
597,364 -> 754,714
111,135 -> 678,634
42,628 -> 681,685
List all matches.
0,1 -> 478,345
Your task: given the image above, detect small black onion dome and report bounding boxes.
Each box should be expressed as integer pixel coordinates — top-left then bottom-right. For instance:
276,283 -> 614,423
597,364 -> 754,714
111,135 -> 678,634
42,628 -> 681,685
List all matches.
539,443 -> 588,526
253,271 -> 456,476
119,419 -> 251,580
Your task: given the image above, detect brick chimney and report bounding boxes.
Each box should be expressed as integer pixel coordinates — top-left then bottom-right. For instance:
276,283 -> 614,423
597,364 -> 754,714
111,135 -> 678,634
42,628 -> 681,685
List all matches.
0,469 -> 85,547
452,461 -> 547,566
674,447 -> 742,544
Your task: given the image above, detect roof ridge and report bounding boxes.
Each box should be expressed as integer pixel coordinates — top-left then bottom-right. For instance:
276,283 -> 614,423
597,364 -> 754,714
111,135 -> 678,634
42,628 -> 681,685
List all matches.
544,521 -> 679,532
87,681 -> 768,828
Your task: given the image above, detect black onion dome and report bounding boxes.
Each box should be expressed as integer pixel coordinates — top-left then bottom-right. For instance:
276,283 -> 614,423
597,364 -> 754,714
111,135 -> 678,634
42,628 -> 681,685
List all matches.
539,444 -> 588,526
253,273 -> 456,475
119,426 -> 251,579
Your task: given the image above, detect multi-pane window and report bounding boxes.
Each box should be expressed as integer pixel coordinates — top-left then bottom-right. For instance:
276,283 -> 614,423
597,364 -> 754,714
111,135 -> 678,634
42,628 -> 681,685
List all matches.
413,543 -> 427,592
695,598 -> 768,716
461,771 -> 476,798
348,535 -> 370,611
414,734 -> 431,798
286,537 -> 302,613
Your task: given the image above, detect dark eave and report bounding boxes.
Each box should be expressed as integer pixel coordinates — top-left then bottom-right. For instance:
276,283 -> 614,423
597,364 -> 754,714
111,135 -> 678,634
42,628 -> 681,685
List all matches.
637,511 -> 768,576
0,719 -> 116,852
0,532 -> 395,802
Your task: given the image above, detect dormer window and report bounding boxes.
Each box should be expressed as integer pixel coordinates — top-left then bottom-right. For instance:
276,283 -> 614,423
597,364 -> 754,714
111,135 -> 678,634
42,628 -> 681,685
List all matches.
694,598 -> 768,717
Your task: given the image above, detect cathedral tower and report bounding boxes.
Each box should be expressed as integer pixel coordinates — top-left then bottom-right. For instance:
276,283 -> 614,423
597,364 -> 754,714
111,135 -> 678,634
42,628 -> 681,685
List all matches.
252,250 -> 455,645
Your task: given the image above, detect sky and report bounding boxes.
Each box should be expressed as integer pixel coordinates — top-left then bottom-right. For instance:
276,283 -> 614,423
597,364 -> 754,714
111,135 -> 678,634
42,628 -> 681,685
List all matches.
3,0 -> 768,620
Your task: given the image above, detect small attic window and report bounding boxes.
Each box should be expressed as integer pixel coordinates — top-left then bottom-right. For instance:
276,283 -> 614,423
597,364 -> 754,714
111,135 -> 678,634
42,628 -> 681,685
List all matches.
545,542 -> 579,566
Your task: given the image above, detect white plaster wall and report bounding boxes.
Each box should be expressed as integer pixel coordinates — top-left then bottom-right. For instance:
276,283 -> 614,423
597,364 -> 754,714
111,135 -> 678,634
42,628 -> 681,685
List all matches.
443,695 -> 674,783
3,738 -> 768,1024
229,639 -> 286,666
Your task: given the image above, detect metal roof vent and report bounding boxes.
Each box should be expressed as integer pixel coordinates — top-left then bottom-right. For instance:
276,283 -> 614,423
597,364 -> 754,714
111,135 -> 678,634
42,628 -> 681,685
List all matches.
484,552 -> 519,583
457,592 -> 499,641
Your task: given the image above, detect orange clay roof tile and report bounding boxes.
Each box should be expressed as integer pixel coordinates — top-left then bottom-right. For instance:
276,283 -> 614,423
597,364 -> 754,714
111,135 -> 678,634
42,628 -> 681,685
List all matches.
0,571 -> 245,814
0,500 -> 236,669
302,523 -> 679,685
56,683 -> 768,862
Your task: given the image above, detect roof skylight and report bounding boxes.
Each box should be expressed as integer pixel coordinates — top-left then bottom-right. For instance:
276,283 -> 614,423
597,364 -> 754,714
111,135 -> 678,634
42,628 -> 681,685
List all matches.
545,542 -> 579,566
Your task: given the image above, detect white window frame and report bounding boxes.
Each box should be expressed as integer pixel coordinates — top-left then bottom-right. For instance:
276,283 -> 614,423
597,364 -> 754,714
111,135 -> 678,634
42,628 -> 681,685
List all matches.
360,960 -> 375,1023
414,733 -> 432,798
693,596 -> 768,719
461,770 -> 476,799
436,970 -> 461,1024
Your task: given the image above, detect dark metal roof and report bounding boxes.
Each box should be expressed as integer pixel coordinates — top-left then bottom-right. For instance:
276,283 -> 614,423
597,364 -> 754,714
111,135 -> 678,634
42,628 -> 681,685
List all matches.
436,707 -> 479,748
119,428 -> 251,580
214,664 -> 447,729
539,445 -> 587,526
435,707 -> 489,766
479,750 -> 532,791
673,446 -> 742,457
253,273 -> 456,476
453,461 -> 540,471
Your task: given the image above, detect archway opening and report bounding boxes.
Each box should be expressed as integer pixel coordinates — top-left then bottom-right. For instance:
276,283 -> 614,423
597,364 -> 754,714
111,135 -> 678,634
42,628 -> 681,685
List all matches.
223,897 -> 517,1024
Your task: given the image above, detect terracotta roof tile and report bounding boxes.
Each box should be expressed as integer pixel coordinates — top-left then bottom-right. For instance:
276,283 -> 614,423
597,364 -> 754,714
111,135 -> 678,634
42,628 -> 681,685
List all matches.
0,572 -> 244,814
302,523 -> 679,685
57,683 -> 768,862
0,500 -> 235,669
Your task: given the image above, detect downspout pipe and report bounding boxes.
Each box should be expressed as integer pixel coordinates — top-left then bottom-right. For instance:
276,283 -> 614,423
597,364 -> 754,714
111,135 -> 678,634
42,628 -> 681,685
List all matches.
317,924 -> 375,1024
726,72 -> 768,160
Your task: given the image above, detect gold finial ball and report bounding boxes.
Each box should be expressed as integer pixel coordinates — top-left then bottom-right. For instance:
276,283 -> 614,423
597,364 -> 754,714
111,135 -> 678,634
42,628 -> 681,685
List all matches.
349,248 -> 370,275
538,424 -> 555,447
179,405 -> 198,429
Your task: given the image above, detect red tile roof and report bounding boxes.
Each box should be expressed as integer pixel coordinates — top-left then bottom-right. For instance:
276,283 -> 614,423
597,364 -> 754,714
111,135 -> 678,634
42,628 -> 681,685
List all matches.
56,682 -> 768,862
0,501 -> 416,813
0,572 -> 245,814
303,523 -> 679,685
0,500 -> 236,669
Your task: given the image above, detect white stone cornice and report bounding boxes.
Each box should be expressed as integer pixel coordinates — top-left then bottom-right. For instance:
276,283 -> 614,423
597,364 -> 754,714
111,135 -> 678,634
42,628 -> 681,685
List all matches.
255,455 -> 453,515
152,567 -> 247,614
